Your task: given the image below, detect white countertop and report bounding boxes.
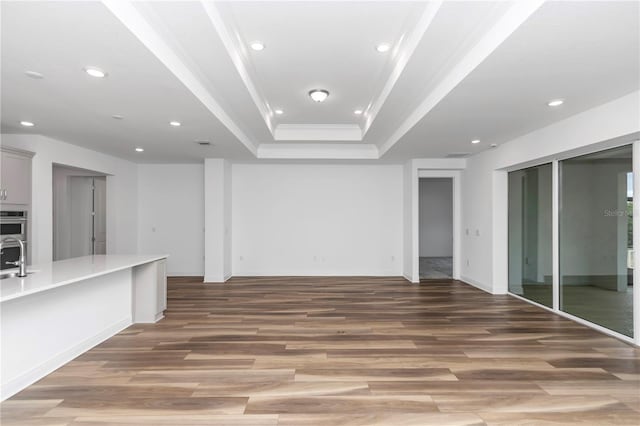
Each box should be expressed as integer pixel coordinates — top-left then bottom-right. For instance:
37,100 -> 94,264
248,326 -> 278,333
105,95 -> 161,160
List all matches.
0,254 -> 168,303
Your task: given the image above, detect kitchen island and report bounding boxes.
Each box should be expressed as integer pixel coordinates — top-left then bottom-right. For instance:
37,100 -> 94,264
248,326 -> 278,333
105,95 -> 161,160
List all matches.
0,254 -> 168,400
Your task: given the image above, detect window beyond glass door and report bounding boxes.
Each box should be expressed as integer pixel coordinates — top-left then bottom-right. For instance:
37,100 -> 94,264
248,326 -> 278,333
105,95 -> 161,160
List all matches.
560,145 -> 633,338
508,164 -> 553,307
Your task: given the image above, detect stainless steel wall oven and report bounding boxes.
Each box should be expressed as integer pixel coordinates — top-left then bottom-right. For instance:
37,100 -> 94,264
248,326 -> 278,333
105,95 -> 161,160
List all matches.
0,211 -> 27,270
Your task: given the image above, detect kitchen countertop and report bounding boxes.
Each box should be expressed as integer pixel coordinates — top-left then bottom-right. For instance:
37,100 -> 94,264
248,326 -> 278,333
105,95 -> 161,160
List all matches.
0,254 -> 168,303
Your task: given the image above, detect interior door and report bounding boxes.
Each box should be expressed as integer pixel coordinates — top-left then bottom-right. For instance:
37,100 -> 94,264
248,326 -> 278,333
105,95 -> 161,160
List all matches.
93,177 -> 107,254
69,177 -> 93,257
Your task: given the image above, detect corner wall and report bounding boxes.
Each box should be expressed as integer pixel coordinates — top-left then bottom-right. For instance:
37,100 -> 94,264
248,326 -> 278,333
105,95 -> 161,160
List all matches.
137,164 -> 204,276
462,90 -> 640,293
1,134 -> 138,265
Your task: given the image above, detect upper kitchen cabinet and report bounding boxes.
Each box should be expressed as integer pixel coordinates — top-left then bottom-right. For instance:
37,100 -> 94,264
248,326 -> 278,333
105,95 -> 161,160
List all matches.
0,147 -> 34,206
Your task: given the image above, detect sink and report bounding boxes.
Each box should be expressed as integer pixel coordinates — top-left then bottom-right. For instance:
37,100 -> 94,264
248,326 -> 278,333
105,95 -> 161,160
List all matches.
0,271 -> 35,280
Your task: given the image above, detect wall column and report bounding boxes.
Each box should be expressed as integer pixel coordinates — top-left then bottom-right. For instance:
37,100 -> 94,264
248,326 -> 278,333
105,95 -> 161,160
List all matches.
204,159 -> 232,282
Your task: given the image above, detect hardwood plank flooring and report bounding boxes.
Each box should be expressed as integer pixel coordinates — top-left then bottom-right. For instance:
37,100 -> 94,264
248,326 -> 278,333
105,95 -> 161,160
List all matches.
2,277 -> 639,425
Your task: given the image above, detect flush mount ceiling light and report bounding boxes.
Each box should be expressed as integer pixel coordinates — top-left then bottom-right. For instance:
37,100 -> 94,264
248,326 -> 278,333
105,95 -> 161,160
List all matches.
84,66 -> 107,78
135,147 -> 144,152
169,121 -> 181,127
354,109 -> 363,115
471,139 -> 481,144
309,89 -> 329,103
19,120 -> 35,127
274,109 -> 284,115
111,114 -> 124,120
547,99 -> 564,107
375,43 -> 391,53
25,70 -> 44,79
250,41 -> 265,51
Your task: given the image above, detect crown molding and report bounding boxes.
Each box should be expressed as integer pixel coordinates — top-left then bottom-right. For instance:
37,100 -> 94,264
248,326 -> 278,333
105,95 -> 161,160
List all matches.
378,0 -> 545,157
362,1 -> 442,137
274,124 -> 362,142
200,0 -> 275,136
102,0 -> 258,156
257,143 -> 378,160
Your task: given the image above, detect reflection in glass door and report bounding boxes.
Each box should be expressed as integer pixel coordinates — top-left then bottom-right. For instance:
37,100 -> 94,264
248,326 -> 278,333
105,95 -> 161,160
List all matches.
508,164 -> 553,307
560,145 -> 633,338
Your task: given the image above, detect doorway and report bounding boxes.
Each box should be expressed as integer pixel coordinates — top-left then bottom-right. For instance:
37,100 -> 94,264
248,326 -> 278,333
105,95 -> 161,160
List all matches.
419,178 -> 454,280
53,165 -> 107,261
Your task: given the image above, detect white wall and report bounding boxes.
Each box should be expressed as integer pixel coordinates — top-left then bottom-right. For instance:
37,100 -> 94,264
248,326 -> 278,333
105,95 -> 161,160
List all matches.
1,134 -> 138,265
137,164 -> 204,276
462,90 -> 640,294
419,178 -> 453,257
232,164 -> 403,276
204,159 -> 232,282
403,161 -> 415,280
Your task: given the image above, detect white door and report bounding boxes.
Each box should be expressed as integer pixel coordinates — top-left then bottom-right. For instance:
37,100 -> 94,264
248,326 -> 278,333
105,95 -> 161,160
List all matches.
69,177 -> 93,257
93,177 -> 107,255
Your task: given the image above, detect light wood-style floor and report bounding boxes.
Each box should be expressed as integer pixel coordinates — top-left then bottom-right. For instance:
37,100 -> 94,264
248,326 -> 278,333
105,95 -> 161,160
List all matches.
2,277 -> 639,425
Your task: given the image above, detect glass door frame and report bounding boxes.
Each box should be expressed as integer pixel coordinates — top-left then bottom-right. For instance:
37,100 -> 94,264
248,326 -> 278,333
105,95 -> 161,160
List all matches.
506,140 -> 640,347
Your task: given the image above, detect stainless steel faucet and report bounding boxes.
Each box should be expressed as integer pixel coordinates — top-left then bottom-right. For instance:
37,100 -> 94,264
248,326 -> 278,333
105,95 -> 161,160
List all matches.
0,236 -> 27,277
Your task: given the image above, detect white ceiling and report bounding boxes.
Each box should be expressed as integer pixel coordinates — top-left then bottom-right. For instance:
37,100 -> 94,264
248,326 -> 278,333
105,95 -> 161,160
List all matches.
1,1 -> 638,163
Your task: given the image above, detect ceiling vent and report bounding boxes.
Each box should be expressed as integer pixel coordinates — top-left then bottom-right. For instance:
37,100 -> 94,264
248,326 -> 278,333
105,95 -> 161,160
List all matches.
446,152 -> 471,158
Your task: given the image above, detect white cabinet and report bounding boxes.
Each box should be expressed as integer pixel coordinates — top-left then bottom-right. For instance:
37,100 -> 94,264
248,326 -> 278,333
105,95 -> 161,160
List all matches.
132,259 -> 167,323
0,148 -> 33,205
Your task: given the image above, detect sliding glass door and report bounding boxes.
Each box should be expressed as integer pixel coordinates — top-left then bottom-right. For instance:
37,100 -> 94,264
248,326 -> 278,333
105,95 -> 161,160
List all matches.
508,164 -> 553,307
508,144 -> 635,340
560,145 -> 633,338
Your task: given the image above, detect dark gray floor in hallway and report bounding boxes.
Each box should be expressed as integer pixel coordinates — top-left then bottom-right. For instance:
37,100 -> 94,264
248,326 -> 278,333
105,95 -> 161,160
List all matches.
419,256 -> 453,279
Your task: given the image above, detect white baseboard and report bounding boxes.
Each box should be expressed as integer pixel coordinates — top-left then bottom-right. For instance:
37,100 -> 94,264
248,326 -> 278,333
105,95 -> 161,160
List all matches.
403,273 -> 418,284
1,317 -> 131,401
460,275 -> 493,294
230,271 -> 401,277
167,272 -> 204,277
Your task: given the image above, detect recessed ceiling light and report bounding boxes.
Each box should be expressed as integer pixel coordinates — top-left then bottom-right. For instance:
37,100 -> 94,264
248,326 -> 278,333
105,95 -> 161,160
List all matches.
19,121 -> 35,127
25,70 -> 44,79
250,42 -> 265,51
490,143 -> 498,148
274,109 -> 284,115
84,67 -> 107,78
375,43 -> 391,53
196,140 -> 212,146
547,99 -> 564,107
135,147 -> 144,152
354,109 -> 363,115
309,89 -> 329,103
471,139 -> 481,144
169,121 -> 181,127
111,114 -> 124,120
